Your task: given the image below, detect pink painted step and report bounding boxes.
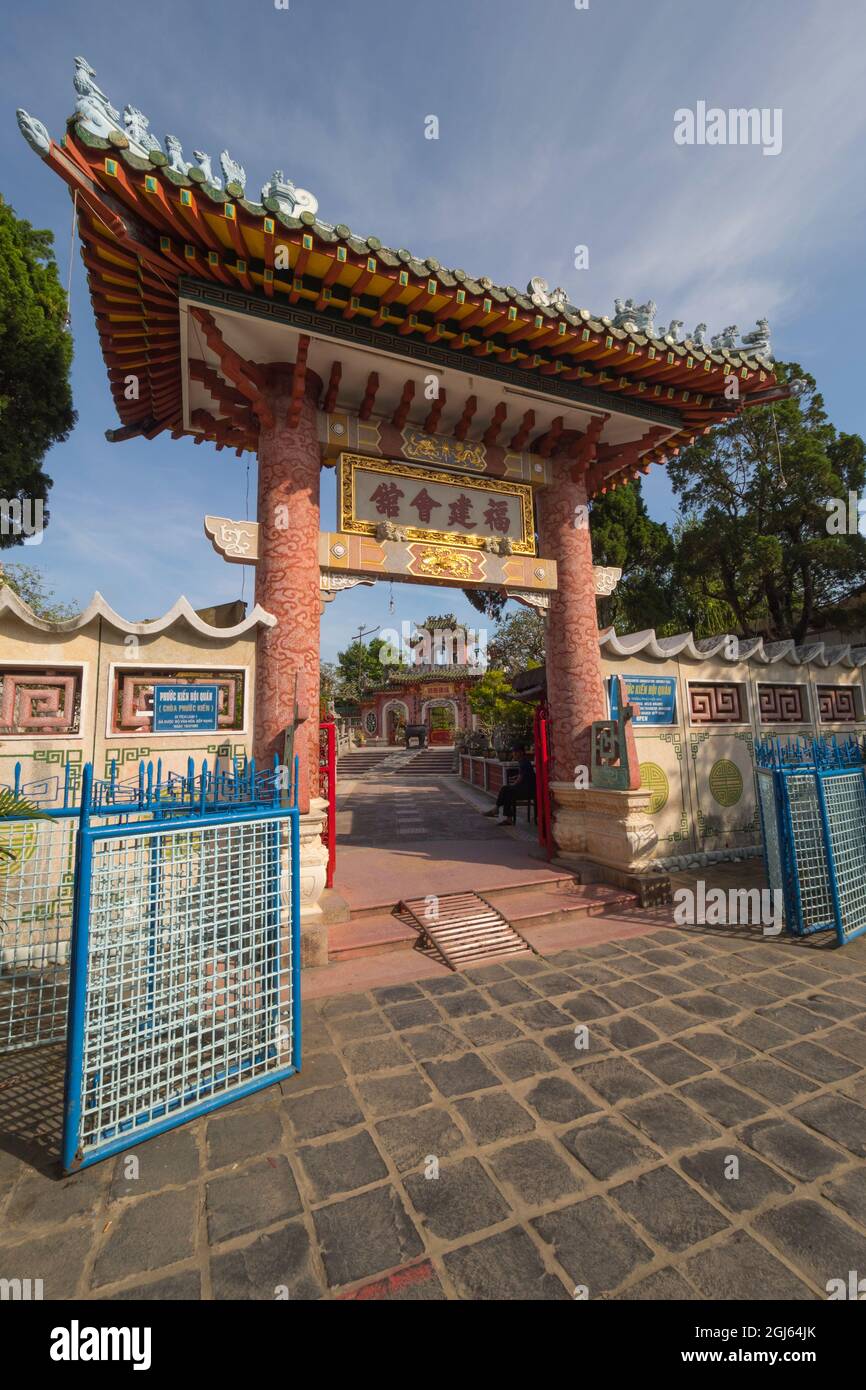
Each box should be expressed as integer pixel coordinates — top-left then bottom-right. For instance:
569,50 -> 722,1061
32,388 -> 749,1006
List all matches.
329,881 -> 637,962
484,882 -> 638,932
328,913 -> 419,962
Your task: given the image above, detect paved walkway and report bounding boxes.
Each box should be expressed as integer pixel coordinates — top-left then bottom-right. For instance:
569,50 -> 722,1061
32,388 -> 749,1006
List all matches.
333,771 -> 556,911
3,917 -> 866,1300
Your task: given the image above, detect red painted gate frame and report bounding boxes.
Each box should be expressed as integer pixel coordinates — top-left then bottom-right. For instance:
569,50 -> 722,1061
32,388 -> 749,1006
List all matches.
319,720 -> 336,888
534,700 -> 554,860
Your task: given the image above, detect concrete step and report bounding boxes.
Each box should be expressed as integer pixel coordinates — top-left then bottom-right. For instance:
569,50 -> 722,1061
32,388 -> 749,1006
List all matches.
484,882 -> 638,933
328,878 -> 637,963
329,912 -> 419,962
348,871 -> 579,921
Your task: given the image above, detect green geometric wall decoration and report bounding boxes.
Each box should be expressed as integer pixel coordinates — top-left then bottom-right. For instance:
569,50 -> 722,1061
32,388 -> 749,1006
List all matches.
640,761 -> 669,814
708,758 -> 743,807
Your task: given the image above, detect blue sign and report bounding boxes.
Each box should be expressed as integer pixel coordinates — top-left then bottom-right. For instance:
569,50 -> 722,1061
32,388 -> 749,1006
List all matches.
152,684 -> 219,733
609,674 -> 677,726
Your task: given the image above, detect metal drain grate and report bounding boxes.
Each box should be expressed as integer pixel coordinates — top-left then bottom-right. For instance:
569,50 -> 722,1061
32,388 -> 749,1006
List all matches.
397,892 -> 534,971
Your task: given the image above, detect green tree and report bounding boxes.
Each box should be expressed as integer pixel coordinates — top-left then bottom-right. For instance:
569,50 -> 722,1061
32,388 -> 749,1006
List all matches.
335,635 -> 396,701
589,479 -> 676,633
487,608 -> 545,676
0,197 -> 76,545
0,562 -> 77,619
468,669 -> 533,747
667,365 -> 866,642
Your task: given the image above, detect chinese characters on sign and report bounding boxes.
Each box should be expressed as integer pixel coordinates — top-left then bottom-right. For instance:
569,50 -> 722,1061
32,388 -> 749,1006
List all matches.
339,454 -> 536,554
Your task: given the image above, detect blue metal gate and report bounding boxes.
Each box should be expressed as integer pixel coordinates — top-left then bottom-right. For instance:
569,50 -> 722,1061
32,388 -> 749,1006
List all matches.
756,736 -> 866,947
0,755 -> 301,1172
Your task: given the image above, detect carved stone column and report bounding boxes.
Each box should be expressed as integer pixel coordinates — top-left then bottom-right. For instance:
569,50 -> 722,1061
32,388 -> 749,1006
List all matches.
536,464 -> 607,782
254,364 -> 323,814
254,362 -> 335,947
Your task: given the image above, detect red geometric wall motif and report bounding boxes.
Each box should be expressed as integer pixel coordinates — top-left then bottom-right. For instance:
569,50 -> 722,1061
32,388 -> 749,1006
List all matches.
817,685 -> 859,723
0,669 -> 82,735
113,670 -> 245,733
758,683 -> 805,723
688,682 -> 744,724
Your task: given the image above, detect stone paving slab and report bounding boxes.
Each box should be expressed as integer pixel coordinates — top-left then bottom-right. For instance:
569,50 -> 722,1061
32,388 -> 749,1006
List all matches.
1,918 -> 866,1300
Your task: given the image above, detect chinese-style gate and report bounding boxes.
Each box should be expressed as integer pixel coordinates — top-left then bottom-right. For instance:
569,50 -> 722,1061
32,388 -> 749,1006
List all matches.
16,60 -> 790,951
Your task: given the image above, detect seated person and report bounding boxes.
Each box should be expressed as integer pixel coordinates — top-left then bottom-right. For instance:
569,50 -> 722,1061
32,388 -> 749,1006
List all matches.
484,745 -> 535,825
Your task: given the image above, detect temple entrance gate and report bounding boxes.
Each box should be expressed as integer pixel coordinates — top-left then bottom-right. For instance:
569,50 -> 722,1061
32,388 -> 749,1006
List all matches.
17,53 -> 790,946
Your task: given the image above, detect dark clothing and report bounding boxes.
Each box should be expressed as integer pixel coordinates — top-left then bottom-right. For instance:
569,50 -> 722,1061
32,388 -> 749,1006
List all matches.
495,756 -> 535,817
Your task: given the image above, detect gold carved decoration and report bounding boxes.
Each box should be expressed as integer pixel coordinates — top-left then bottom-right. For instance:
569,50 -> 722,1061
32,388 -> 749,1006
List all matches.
412,547 -> 477,580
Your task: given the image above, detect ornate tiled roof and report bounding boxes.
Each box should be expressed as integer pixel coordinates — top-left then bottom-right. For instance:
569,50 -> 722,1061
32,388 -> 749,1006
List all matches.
372,664 -> 486,687
16,58 -> 788,475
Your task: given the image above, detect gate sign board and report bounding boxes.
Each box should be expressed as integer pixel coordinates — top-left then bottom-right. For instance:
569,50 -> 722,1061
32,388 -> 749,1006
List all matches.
152,684 -> 219,732
339,453 -> 536,554
609,674 -> 677,726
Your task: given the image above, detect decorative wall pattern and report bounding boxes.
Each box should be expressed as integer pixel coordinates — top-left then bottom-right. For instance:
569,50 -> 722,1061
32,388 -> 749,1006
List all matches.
708,758 -> 743,806
0,668 -> 82,736
112,670 -> 245,733
817,685 -> 859,723
689,682 -> 745,724
758,682 -> 806,724
640,761 -> 669,814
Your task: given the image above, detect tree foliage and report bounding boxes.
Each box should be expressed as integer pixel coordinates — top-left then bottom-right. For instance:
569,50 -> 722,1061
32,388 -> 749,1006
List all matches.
487,608 -> 545,676
334,635 -> 397,702
667,366 -> 866,642
468,669 -> 533,743
0,197 -> 76,545
0,562 -> 77,620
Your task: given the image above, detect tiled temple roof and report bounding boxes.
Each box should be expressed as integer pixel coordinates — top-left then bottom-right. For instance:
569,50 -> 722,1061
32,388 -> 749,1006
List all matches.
371,664 -> 486,688
15,58 -> 788,480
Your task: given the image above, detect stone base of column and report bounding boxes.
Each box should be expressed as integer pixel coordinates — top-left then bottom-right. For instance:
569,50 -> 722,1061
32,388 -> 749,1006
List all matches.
295,797 -> 335,968
550,783 -> 658,873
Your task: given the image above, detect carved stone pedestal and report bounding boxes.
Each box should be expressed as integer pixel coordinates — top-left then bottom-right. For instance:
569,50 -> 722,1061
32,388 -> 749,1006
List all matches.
550,783 -> 658,873
291,796 -> 331,968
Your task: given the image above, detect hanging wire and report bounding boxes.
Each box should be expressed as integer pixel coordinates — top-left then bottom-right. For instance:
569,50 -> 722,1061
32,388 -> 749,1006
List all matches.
65,190 -> 79,328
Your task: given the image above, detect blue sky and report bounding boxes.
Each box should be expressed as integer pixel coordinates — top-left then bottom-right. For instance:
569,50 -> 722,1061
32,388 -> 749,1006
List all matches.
3,0 -> 865,660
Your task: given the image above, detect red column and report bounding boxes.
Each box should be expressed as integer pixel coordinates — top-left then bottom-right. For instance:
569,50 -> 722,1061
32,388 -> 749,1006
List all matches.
537,464 -> 606,782
254,365 -> 322,812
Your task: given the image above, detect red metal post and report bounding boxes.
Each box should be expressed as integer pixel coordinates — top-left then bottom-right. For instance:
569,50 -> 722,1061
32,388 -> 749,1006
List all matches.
319,721 -> 337,888
534,701 -> 554,860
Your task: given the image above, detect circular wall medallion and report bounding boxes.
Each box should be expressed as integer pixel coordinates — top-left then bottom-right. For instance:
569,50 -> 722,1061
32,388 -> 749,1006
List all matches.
331,543 -> 346,558
709,758 -> 743,807
0,820 -> 38,878
331,422 -> 345,436
640,761 -> 669,815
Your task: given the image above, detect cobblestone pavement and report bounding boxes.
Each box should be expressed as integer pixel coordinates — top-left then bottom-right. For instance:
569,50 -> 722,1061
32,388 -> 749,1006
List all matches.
2,921 -> 866,1300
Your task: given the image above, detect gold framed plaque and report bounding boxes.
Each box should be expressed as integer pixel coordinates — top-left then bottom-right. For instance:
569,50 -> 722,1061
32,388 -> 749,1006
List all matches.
337,452 -> 536,555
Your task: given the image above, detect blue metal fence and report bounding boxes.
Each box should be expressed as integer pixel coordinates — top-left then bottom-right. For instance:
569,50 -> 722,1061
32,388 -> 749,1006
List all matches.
755,735 -> 866,946
0,756 -> 301,1171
